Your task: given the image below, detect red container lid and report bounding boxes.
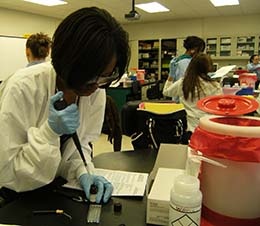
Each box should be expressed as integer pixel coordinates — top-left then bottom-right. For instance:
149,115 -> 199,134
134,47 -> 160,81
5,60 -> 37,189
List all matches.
197,95 -> 259,116
239,73 -> 257,81
234,69 -> 248,75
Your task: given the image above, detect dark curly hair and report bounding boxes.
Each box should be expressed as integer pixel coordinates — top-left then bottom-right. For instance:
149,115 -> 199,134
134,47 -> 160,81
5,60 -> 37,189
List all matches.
183,36 -> 205,53
26,32 -> 51,59
51,7 -> 130,90
249,54 -> 258,63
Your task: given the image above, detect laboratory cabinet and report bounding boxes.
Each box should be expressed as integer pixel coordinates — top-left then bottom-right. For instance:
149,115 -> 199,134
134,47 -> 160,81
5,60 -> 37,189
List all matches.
220,37 -> 232,56
138,38 -> 176,81
206,38 -> 217,57
236,36 -> 255,57
206,36 -> 233,57
136,35 -> 260,80
206,35 -> 260,59
138,39 -> 159,80
161,39 -> 177,80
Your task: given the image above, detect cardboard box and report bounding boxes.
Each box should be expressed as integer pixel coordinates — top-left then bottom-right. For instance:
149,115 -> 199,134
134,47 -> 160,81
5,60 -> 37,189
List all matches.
146,144 -> 188,193
146,168 -> 185,225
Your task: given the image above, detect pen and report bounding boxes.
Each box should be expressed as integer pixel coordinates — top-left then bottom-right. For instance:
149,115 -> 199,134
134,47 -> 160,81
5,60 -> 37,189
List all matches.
33,209 -> 72,220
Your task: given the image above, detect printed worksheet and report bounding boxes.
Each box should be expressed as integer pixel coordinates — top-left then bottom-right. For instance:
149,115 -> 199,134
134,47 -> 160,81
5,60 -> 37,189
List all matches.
64,168 -> 149,196
210,65 -> 236,79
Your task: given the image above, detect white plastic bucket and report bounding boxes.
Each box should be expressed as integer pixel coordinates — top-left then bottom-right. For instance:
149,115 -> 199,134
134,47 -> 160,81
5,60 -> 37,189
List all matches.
190,115 -> 260,221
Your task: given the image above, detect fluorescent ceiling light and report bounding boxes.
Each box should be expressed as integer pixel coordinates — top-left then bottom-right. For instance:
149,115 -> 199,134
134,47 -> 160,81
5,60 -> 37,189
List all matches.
135,2 -> 170,13
209,0 -> 239,7
23,0 -> 67,6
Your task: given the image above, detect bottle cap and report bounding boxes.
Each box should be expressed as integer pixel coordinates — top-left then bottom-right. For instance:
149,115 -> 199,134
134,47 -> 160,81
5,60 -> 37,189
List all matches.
90,185 -> 98,194
174,174 -> 200,194
114,202 -> 122,212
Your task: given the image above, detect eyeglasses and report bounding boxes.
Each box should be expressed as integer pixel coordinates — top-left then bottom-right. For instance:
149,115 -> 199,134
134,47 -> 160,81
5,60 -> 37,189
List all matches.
74,68 -> 120,96
87,68 -> 120,87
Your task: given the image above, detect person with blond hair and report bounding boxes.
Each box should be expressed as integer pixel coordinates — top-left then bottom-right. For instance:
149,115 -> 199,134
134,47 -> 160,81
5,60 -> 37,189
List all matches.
25,32 -> 52,66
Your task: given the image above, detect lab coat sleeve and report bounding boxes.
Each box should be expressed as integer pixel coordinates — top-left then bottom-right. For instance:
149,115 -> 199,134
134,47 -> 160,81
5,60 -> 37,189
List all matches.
58,89 -> 106,181
178,60 -> 190,78
163,79 -> 182,98
169,59 -> 175,78
247,63 -> 254,71
0,78 -> 61,192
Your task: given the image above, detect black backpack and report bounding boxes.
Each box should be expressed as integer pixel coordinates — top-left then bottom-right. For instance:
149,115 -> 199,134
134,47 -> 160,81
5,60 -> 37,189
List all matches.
121,100 -> 190,150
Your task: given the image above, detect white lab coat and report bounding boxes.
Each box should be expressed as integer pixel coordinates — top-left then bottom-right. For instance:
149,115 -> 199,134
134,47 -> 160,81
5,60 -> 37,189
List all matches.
0,62 -> 106,192
163,78 -> 222,132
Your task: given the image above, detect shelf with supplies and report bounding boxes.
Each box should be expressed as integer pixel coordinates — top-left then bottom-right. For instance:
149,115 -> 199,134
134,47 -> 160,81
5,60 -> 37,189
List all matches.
206,35 -> 260,60
138,38 -> 177,81
160,38 -> 177,80
138,39 -> 159,80
220,37 -> 232,56
236,36 -> 255,57
206,38 -> 217,57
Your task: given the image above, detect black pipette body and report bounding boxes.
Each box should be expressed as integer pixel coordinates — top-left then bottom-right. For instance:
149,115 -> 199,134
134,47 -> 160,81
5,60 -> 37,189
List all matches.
54,98 -> 87,168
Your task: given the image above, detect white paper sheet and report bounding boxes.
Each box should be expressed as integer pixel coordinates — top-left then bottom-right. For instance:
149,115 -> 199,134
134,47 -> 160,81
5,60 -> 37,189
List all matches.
0,224 -> 21,226
211,65 -> 236,78
64,168 -> 149,196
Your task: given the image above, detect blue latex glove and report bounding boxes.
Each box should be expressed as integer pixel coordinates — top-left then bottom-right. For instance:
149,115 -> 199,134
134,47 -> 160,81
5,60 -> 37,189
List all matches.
79,174 -> 113,203
48,91 -> 80,135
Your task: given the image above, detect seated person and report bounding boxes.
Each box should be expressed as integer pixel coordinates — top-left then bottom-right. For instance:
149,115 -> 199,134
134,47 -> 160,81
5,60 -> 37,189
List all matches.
247,54 -> 260,89
163,53 -> 222,132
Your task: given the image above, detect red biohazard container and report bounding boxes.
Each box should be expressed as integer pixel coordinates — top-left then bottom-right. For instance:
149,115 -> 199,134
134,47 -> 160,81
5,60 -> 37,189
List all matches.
234,69 -> 248,75
189,95 -> 260,226
239,73 -> 257,88
136,69 -> 145,84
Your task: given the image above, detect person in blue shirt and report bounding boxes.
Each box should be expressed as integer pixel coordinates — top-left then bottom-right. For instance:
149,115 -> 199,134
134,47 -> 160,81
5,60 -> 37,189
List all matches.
247,54 -> 260,89
168,36 -> 205,83
164,36 -> 205,102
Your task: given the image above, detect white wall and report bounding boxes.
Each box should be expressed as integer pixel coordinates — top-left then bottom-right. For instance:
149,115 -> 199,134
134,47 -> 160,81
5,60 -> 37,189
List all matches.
0,8 -> 61,78
0,7 -> 259,70
123,14 -> 260,40
123,14 -> 260,69
0,8 -> 60,37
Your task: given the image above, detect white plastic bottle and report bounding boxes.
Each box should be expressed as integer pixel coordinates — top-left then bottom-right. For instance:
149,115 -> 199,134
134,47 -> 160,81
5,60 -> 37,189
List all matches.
169,174 -> 202,226
233,82 -> 240,88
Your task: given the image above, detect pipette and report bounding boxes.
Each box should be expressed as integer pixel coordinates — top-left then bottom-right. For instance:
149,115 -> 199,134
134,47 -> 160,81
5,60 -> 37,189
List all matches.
54,98 -> 88,169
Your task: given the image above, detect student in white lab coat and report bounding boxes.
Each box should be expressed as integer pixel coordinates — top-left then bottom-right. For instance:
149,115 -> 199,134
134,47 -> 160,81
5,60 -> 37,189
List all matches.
163,53 -> 222,132
163,36 -> 205,102
25,32 -> 52,67
0,7 -> 130,204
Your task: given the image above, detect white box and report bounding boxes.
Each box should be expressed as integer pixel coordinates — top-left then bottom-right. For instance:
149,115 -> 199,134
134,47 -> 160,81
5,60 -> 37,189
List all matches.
146,168 -> 185,225
146,143 -> 188,190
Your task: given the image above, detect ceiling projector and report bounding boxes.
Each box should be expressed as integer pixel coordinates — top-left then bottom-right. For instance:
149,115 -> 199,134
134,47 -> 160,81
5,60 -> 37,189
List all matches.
125,10 -> 141,20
